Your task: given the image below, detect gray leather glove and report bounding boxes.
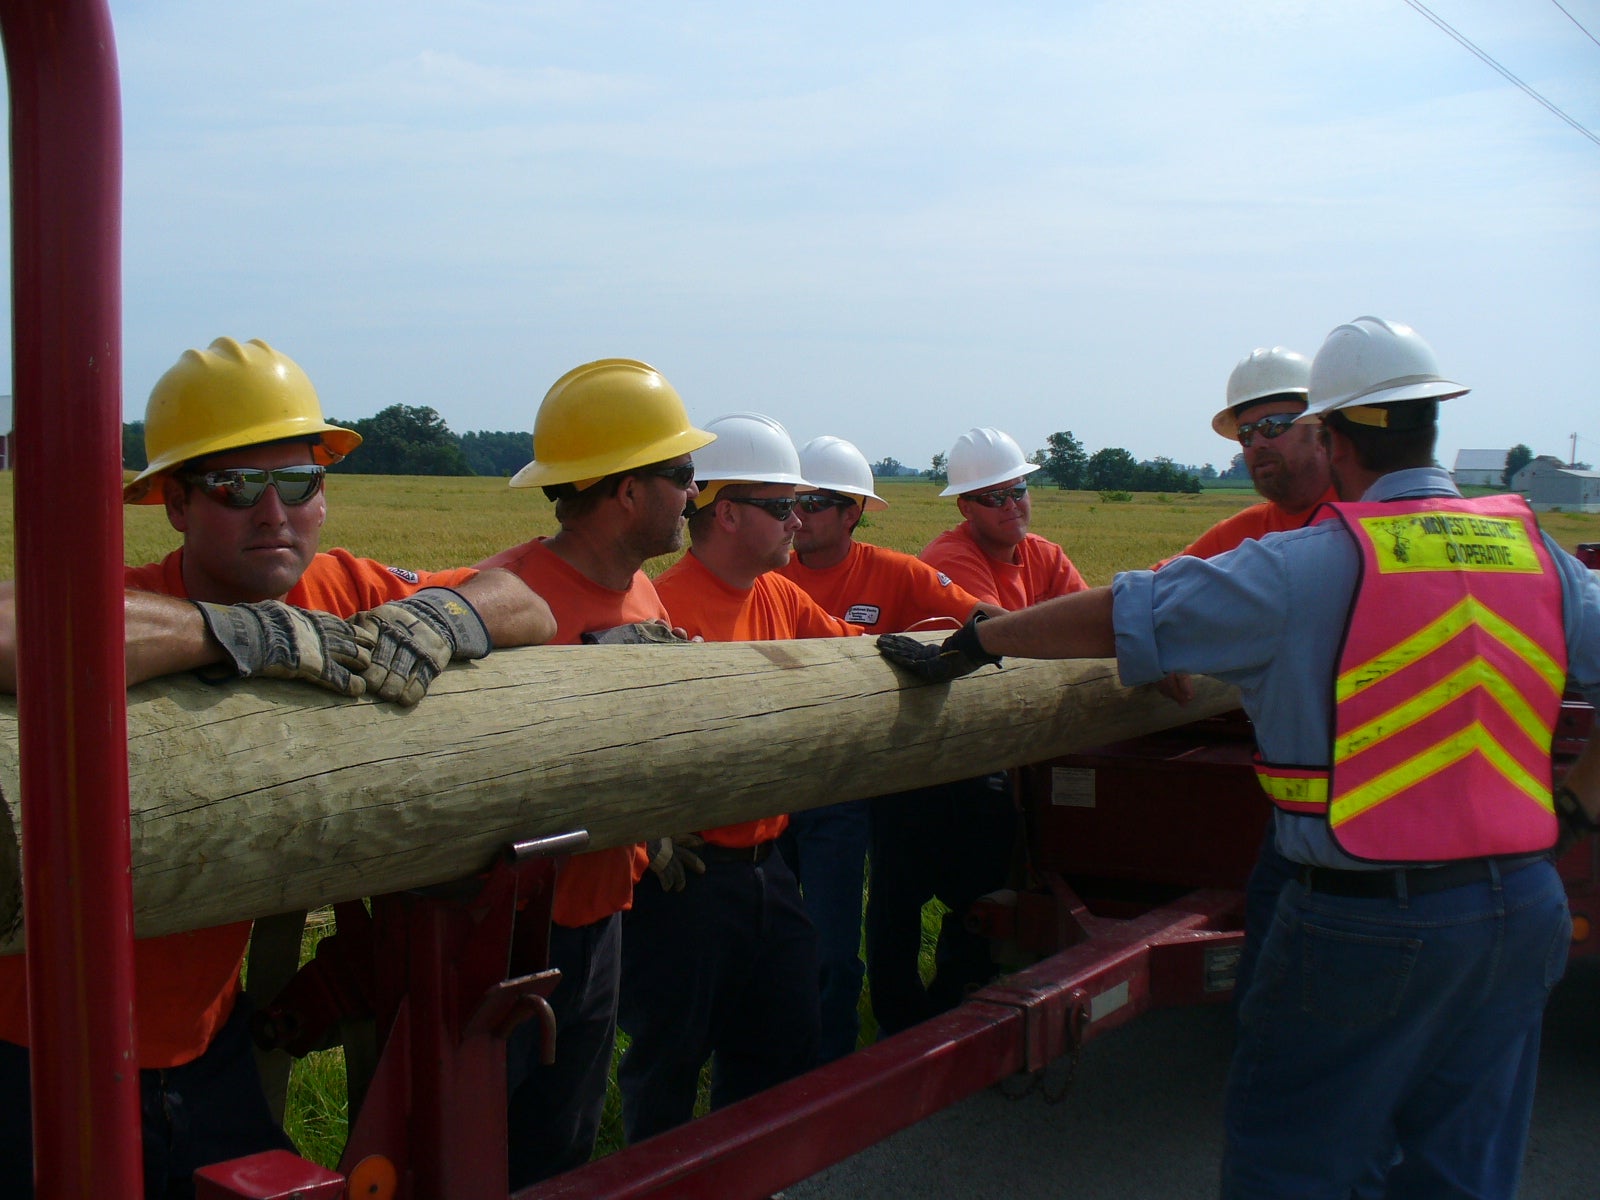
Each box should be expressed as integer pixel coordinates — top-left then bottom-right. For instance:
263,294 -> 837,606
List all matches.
877,612 -> 1001,683
194,600 -> 375,698
645,835 -> 706,892
351,587 -> 492,707
582,622 -> 689,646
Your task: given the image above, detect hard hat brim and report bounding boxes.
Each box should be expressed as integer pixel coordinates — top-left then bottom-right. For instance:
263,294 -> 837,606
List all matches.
940,460 -> 1040,498
1297,379 -> 1469,424
510,425 -> 717,489
122,425 -> 362,504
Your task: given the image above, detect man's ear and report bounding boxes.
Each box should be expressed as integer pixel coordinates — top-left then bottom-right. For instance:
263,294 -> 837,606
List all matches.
162,477 -> 189,533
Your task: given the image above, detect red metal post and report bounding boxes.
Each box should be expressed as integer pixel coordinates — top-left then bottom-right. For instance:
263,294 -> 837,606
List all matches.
0,2 -> 141,1196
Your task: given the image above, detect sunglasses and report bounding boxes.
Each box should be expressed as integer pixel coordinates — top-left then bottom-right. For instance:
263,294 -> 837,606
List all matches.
966,484 -> 1028,509
726,496 -> 797,521
181,465 -> 326,509
641,461 -> 696,489
796,494 -> 857,514
1237,412 -> 1299,448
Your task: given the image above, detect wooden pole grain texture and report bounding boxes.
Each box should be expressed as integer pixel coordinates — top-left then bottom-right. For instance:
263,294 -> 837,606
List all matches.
0,637 -> 1240,951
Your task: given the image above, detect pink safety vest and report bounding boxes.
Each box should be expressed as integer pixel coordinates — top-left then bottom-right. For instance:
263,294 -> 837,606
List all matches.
1254,495 -> 1565,863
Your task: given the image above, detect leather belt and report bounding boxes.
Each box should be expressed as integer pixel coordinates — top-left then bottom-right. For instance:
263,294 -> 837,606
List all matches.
1300,853 -> 1546,899
693,840 -> 775,865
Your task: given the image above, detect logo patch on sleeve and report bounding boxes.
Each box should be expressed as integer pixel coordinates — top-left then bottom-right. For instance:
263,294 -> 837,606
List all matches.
936,572 -> 953,586
386,567 -> 421,584
844,604 -> 882,626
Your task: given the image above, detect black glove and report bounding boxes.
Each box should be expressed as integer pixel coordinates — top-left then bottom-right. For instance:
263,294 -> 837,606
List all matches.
194,600 -> 375,698
350,587 -> 492,707
582,622 -> 690,646
877,612 -> 1001,683
645,835 -> 706,892
1553,784 -> 1600,858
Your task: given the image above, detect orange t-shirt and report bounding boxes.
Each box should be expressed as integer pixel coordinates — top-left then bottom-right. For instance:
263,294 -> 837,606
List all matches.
776,540 -> 984,633
919,523 -> 1088,609
653,552 -> 860,847
1156,487 -> 1339,566
476,537 -> 665,925
0,548 -> 476,1069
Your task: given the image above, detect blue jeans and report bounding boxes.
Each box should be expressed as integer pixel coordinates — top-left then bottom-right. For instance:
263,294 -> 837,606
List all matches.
1223,858 -> 1570,1200
778,799 -> 870,1063
617,848 -> 819,1143
0,997 -> 292,1200
505,913 -> 619,1188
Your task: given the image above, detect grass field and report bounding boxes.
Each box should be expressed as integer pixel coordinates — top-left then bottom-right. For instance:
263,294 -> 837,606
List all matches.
12,471 -> 1600,1169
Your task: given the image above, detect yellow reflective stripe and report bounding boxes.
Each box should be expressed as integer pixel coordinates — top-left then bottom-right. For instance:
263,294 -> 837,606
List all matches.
1329,721 -> 1552,827
1336,597 -> 1565,703
1255,771 -> 1328,808
1336,657 -> 1555,763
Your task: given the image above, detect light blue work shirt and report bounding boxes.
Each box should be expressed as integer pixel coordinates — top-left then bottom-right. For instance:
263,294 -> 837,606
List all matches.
1111,466 -> 1600,870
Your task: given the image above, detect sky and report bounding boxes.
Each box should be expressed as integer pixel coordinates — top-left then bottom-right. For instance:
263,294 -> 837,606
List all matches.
6,0 -> 1598,476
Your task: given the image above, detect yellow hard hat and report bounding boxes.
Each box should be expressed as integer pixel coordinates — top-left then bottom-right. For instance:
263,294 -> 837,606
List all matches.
123,337 -> 361,504
510,358 -> 715,489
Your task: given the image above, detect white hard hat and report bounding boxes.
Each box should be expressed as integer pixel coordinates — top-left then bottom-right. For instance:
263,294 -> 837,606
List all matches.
1300,316 -> 1468,424
940,427 -> 1040,497
798,436 -> 888,511
1212,347 -> 1311,440
692,412 -> 811,508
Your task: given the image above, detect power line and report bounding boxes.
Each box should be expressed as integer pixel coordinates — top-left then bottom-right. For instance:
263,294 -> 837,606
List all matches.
1548,0 -> 1600,51
1400,0 -> 1600,148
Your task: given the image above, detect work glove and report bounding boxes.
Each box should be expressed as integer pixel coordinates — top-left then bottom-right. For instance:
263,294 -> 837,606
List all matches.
877,612 -> 1001,684
350,587 -> 492,707
194,600 -> 376,698
581,622 -> 690,646
645,835 -> 706,892
1553,784 -> 1600,859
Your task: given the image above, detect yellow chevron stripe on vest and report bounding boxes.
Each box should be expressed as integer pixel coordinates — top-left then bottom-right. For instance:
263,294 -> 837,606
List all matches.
1336,596 -> 1566,703
1335,657 -> 1557,763
1329,720 -> 1554,827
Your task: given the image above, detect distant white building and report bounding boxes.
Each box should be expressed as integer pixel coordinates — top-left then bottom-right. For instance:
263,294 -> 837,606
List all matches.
1511,455 -> 1600,513
1451,448 -> 1507,488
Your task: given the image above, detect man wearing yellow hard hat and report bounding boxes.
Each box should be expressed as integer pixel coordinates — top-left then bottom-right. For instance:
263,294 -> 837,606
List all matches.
479,357 -> 714,1186
0,336 -> 555,1198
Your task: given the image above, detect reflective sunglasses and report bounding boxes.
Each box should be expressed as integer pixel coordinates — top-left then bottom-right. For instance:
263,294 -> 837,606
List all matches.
1236,412 -> 1299,448
726,496 -> 798,521
641,461 -> 697,489
966,484 -> 1028,509
181,465 -> 326,509
796,493 -> 857,515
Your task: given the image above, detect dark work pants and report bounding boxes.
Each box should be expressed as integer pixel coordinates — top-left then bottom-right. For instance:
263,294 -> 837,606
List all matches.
777,798 -> 870,1063
505,912 -> 620,1188
865,772 -> 1015,1038
0,997 -> 292,1200
617,847 -> 819,1144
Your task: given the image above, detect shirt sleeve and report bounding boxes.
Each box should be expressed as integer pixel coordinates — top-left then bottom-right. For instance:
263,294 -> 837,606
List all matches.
1112,537 -> 1304,687
1549,536 -> 1600,707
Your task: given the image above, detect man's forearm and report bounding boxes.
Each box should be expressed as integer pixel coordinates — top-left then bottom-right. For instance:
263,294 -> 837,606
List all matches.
125,591 -> 229,686
454,568 -> 557,650
974,586 -> 1117,661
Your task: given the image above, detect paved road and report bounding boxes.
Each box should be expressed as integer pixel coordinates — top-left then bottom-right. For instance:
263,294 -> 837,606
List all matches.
789,955 -> 1599,1200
